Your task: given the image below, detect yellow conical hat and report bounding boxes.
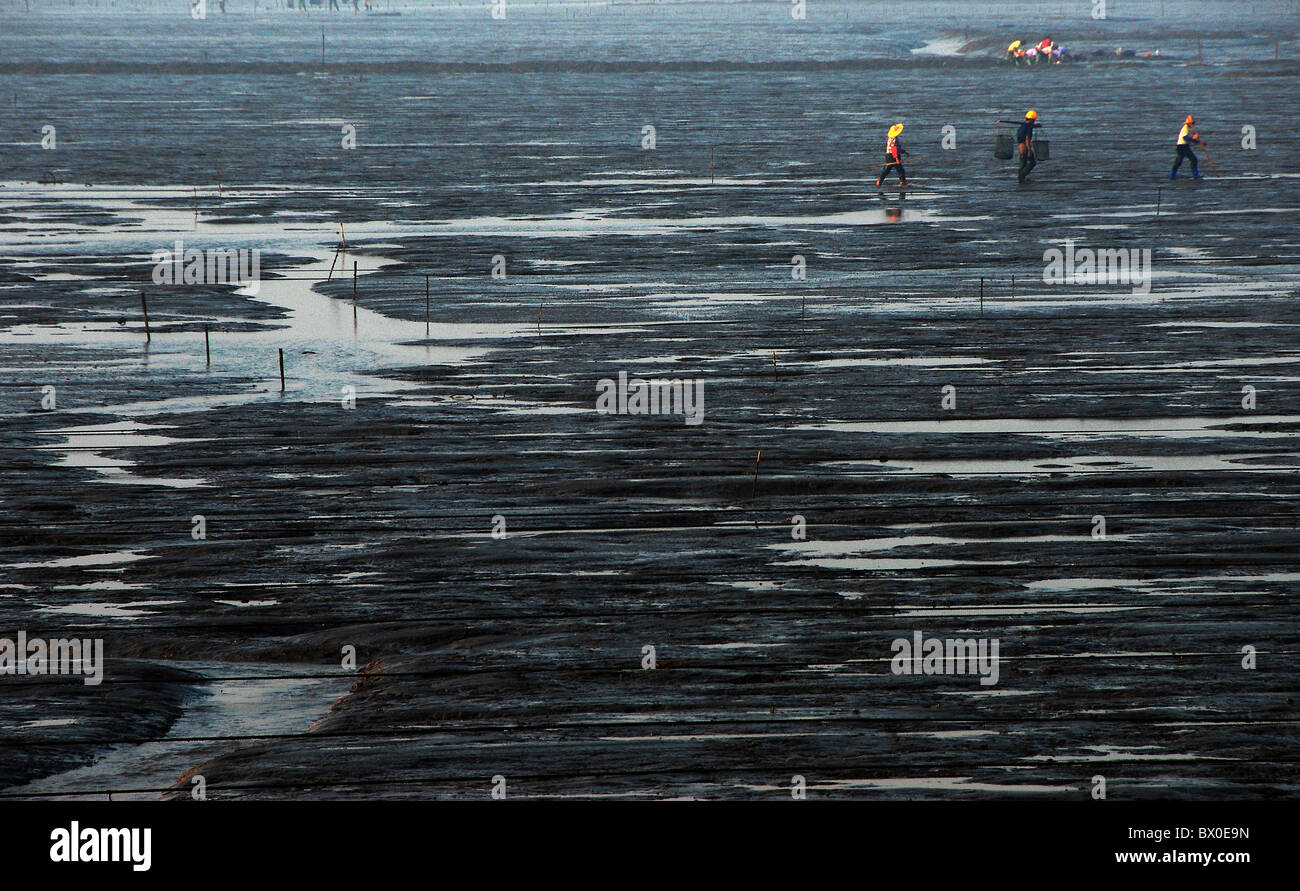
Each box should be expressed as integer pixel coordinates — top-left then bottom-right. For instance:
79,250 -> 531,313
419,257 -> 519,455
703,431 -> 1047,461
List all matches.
888,123 -> 904,138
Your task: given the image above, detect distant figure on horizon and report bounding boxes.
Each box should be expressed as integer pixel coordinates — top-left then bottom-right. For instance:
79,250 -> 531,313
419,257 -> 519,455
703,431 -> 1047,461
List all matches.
1171,115 -> 1206,179
876,123 -> 909,189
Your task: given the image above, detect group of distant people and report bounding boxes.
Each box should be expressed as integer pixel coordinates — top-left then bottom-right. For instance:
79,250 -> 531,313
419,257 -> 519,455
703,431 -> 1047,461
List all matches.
287,0 -> 374,10
190,0 -> 375,10
1005,37 -> 1070,65
872,112 -> 1042,188
872,110 -> 1209,188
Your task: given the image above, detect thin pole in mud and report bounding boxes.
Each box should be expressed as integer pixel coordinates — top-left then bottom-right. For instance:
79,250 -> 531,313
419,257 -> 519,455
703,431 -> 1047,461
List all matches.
710,148 -> 714,185
979,277 -> 984,315
279,348 -> 285,392
321,28 -> 325,68
425,275 -> 430,337
204,325 -> 210,366
352,260 -> 358,322
1011,274 -> 1015,300
140,290 -> 151,341
751,450 -> 761,500
192,187 -> 198,227
537,305 -> 543,337
1156,187 -> 1162,217
771,351 -> 778,382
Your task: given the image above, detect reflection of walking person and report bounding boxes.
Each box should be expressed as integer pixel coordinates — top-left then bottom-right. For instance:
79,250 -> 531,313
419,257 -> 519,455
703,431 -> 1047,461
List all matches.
876,123 -> 908,188
1017,109 -> 1040,183
1171,115 -> 1206,179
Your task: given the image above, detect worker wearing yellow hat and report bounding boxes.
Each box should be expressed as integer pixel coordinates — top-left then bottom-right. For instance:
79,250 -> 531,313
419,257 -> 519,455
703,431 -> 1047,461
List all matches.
1172,115 -> 1206,179
1016,110 -> 1041,183
876,122 -> 909,189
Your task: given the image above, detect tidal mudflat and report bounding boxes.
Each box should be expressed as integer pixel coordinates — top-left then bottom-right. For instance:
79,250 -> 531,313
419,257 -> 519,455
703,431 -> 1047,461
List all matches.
1,1 -> 1297,800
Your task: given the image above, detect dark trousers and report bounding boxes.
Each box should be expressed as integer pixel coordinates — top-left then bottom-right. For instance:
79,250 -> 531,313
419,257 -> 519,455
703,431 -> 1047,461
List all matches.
1018,145 -> 1037,181
1172,143 -> 1199,176
878,155 -> 906,184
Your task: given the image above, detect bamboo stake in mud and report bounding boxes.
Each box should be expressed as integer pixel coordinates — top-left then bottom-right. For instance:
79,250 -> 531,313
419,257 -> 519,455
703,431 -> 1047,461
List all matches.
751,450 -> 761,500
771,351 -> 778,382
204,324 -> 210,365
1156,187 -> 1161,217
710,147 -> 714,185
537,305 -> 543,336
353,260 -> 358,322
425,275 -> 430,337
278,348 -> 285,392
140,290 -> 150,341
1010,274 -> 1015,300
979,276 -> 984,314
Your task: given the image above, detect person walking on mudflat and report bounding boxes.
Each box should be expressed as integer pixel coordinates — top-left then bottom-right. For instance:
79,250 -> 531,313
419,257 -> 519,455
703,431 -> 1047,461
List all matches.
1017,110 -> 1041,183
876,123 -> 909,188
1171,115 -> 1207,179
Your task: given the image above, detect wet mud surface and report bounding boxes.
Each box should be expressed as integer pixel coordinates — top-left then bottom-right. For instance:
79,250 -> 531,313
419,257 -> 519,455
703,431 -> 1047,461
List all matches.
1,2 -> 1298,799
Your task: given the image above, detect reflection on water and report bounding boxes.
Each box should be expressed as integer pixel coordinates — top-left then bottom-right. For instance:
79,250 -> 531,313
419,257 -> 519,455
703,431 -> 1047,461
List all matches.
0,187 -> 494,414
7,662 -> 351,802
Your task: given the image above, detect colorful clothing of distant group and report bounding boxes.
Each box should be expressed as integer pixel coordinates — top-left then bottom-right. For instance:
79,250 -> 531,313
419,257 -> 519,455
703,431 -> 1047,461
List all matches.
1007,36 -> 1067,64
